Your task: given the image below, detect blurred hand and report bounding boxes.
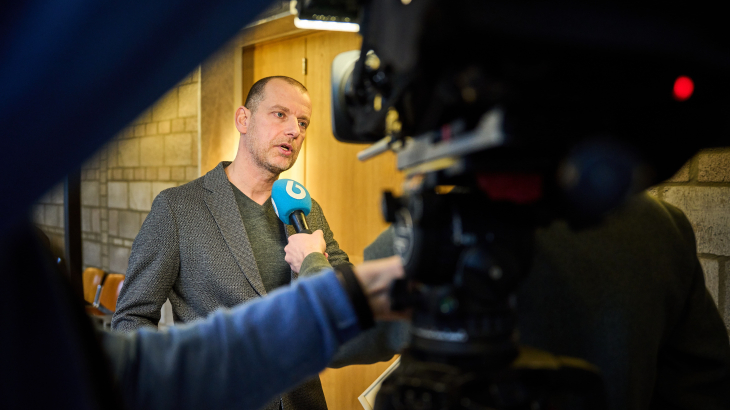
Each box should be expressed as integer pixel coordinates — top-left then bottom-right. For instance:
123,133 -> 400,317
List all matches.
352,256 -> 408,321
284,230 -> 326,273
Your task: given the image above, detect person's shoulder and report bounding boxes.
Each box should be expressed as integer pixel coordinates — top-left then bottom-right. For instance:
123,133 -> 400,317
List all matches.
310,197 -> 324,214
156,176 -> 205,201
158,162 -> 230,201
365,226 -> 395,260
648,194 -> 696,244
622,192 -> 696,249
617,192 -> 678,222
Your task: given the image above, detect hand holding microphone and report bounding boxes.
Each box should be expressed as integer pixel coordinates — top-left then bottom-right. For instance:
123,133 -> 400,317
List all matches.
272,179 -> 328,273
284,230 -> 327,273
272,180 -> 406,323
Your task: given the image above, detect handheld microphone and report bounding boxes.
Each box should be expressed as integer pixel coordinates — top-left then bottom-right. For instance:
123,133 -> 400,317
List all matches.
271,179 -> 313,234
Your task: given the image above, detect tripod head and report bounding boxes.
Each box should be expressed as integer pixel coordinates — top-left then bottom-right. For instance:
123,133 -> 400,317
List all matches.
320,0 -> 730,408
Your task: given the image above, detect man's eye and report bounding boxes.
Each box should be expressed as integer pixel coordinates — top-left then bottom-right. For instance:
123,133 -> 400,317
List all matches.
275,112 -> 284,118
299,121 -> 308,128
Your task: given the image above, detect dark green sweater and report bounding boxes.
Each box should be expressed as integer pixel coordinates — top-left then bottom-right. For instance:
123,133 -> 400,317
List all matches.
231,184 -> 292,292
230,182 -> 338,292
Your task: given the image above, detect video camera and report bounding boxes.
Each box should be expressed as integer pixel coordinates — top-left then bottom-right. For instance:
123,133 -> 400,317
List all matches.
303,0 -> 730,408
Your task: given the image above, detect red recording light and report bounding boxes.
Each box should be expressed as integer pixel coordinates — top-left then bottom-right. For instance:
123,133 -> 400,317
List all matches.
673,76 -> 694,101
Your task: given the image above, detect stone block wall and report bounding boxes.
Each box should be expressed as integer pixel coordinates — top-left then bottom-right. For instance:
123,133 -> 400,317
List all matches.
32,183 -> 66,259
34,67 -> 201,279
91,67 -> 201,275
650,147 -> 730,332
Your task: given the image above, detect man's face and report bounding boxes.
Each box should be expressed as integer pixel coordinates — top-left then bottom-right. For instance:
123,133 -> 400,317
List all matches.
243,79 -> 312,175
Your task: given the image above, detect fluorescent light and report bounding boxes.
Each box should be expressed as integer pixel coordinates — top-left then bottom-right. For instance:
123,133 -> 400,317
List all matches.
294,17 -> 360,32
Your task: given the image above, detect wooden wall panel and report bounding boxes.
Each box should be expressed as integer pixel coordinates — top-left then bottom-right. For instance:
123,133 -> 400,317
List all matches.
304,31 -> 403,266
241,46 -> 255,113
200,42 -> 239,175
320,356 -> 398,410
303,31 -> 404,410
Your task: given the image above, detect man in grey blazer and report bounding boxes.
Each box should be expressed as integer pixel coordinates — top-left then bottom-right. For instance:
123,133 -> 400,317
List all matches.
112,76 -> 353,410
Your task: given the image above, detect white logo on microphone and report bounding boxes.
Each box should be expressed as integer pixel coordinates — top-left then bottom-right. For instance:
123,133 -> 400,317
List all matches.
286,180 -> 306,199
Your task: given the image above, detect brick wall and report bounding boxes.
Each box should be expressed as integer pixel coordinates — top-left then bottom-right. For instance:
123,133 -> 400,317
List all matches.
34,67 -> 201,278
650,147 -> 730,332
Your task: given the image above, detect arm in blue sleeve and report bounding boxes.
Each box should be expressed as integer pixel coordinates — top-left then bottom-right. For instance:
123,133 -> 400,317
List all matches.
328,226 -> 408,368
100,270 -> 360,410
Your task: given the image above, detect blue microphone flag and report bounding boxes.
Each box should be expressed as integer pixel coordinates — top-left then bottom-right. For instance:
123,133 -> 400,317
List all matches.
271,179 -> 312,225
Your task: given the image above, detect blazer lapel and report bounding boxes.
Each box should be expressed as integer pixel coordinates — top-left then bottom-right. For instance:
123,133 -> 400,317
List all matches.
203,162 -> 267,296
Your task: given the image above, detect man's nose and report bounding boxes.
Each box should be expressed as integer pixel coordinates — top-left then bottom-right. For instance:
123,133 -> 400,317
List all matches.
284,117 -> 300,139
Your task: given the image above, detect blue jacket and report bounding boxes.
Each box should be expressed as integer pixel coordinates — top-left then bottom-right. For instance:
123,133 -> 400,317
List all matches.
101,271 -> 360,410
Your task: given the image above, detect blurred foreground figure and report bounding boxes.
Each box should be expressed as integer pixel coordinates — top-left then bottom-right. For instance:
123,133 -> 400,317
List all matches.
324,1 -> 730,408
364,194 -> 730,410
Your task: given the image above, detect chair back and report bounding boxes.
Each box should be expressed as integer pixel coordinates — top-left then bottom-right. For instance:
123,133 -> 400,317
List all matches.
82,267 -> 105,304
98,273 -> 125,313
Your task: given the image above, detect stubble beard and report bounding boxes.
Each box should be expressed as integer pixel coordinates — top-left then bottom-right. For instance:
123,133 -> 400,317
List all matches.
244,119 -> 299,176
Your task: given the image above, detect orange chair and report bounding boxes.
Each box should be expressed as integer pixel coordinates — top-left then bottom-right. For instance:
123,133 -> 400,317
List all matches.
87,273 -> 125,328
96,273 -> 125,314
82,267 -> 106,305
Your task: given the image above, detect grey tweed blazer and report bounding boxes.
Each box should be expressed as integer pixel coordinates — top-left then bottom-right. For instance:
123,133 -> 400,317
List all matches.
112,161 -> 350,410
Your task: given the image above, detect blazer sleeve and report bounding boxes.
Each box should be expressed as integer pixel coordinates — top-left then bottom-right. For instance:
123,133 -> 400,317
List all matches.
112,192 -> 180,332
328,225 -> 408,368
299,200 -> 352,278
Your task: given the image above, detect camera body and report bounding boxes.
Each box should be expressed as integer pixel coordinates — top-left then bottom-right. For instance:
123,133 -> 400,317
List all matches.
327,0 -> 730,408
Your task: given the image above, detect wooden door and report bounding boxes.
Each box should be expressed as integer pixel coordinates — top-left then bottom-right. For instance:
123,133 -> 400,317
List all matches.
243,35 -> 308,183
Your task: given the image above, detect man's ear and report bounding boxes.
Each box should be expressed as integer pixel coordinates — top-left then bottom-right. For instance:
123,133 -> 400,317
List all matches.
235,106 -> 251,134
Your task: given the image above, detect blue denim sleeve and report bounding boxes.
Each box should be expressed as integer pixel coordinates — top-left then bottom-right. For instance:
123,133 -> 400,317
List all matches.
100,270 -> 360,410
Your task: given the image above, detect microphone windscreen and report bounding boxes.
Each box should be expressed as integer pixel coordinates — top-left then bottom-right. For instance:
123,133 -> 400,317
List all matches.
271,179 -> 312,225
